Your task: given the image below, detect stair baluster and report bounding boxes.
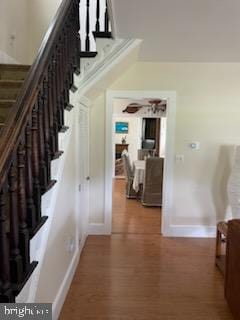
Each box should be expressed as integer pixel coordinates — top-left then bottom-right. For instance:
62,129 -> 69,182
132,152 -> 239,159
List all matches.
52,57 -> 61,153
8,161 -> 23,285
71,0 -> 81,75
86,0 -> 90,52
25,123 -> 36,233
59,38 -> 68,132
0,0 -> 113,302
0,187 -> 14,302
42,78 -> 53,191
47,65 -> 56,159
75,0 -> 81,74
56,45 -> 65,132
104,0 -> 109,33
31,105 -> 42,230
96,0 -> 100,32
17,141 -> 30,274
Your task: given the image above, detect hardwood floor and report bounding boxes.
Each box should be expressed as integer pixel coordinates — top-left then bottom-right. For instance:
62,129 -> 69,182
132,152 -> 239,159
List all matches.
60,180 -> 232,320
112,179 -> 161,234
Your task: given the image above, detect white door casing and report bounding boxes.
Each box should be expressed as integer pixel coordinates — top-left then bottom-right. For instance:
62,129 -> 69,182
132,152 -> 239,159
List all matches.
105,90 -> 177,236
77,101 -> 90,242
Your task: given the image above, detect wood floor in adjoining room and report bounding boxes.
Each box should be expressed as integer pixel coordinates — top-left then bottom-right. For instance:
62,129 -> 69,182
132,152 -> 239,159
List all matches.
112,179 -> 161,234
60,180 -> 232,320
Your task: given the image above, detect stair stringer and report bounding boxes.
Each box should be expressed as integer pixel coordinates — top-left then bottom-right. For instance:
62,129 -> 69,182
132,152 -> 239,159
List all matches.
15,87 -> 88,309
76,38 -> 142,98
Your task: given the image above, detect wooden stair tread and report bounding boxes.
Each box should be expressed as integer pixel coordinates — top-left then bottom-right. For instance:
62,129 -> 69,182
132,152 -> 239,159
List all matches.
80,51 -> 98,58
0,80 -> 24,87
0,99 -> 16,108
93,31 -> 112,38
0,106 -> 13,114
0,107 -> 13,124
0,64 -> 30,71
0,81 -> 23,99
0,65 -> 30,81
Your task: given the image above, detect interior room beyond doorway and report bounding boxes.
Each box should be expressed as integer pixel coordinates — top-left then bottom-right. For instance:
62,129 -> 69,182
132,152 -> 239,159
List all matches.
112,98 -> 167,235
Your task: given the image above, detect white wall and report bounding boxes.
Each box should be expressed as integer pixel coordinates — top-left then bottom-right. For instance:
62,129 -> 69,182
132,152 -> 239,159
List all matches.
27,0 -> 63,62
89,62 -> 240,228
0,0 -> 29,63
0,0 -> 64,64
34,117 -> 78,303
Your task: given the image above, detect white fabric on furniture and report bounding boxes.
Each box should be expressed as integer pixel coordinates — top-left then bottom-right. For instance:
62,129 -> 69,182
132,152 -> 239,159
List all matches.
133,160 -> 145,192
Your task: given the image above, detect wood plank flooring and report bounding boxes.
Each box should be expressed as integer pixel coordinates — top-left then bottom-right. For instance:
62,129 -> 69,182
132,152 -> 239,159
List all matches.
112,179 -> 161,234
60,180 -> 232,320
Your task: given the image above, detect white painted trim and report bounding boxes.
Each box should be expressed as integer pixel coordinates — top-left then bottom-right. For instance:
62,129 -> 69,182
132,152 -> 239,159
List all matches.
52,234 -> 87,320
76,97 -> 91,240
105,90 -> 177,237
51,94 -> 92,319
26,109 -> 77,303
77,39 -> 142,95
167,225 -> 217,238
106,0 -> 116,38
78,95 -> 92,108
88,223 -> 108,235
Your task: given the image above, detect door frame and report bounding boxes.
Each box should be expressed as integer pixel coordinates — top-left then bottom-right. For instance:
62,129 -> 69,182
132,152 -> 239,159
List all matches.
76,97 -> 91,242
105,90 -> 177,236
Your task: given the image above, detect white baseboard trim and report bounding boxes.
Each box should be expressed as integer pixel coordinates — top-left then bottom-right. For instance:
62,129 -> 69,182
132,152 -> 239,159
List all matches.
52,234 -> 87,320
164,225 -> 217,238
88,223 -> 108,235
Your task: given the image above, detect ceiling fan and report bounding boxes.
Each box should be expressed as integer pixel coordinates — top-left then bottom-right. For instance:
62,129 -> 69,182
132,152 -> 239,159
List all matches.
122,99 -> 167,114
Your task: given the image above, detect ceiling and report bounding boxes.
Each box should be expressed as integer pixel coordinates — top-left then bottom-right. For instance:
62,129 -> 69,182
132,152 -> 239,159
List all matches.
111,0 -> 240,62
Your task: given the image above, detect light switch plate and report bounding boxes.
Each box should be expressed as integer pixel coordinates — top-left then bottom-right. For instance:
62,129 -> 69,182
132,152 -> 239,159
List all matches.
175,154 -> 184,163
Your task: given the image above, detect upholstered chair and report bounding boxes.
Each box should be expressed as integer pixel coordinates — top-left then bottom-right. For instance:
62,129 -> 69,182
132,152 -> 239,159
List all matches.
121,153 -> 137,199
137,149 -> 156,160
141,157 -> 164,206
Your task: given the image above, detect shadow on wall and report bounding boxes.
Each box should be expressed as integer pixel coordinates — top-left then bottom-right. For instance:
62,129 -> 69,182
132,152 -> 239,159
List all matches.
212,145 -> 235,223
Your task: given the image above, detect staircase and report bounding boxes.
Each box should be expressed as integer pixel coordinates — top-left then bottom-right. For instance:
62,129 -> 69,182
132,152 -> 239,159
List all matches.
0,0 -> 112,303
0,65 -> 30,130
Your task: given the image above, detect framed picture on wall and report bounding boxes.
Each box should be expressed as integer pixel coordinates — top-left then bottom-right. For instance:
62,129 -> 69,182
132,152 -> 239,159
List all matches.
115,122 -> 129,134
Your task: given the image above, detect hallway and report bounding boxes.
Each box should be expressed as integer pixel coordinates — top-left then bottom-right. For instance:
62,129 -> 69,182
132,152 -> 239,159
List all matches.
60,180 -> 232,320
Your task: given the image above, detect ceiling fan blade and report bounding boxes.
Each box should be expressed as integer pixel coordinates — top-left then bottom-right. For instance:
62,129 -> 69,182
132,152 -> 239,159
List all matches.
148,99 -> 162,105
123,105 -> 142,113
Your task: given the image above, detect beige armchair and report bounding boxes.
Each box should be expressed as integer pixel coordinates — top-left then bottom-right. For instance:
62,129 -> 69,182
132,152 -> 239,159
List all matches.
141,157 -> 164,206
122,153 -> 137,199
138,149 -> 156,160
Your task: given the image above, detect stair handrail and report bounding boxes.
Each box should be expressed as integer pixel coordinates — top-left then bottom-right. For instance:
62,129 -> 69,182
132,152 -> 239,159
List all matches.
0,0 -> 80,186
0,0 -> 80,302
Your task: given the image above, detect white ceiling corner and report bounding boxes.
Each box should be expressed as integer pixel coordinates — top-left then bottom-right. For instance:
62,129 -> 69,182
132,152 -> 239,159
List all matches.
111,0 -> 240,62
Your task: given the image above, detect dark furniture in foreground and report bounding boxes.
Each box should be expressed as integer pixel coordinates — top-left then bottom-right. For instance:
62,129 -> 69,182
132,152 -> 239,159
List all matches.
216,221 -> 228,274
225,219 -> 240,320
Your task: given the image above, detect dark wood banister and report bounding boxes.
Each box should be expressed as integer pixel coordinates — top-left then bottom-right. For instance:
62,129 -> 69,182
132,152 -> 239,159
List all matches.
0,0 -> 80,302
0,0 -> 111,303
0,0 -> 74,186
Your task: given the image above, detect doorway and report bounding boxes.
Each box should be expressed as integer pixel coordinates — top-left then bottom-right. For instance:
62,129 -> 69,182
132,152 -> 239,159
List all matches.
111,98 -> 167,234
105,90 -> 176,236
